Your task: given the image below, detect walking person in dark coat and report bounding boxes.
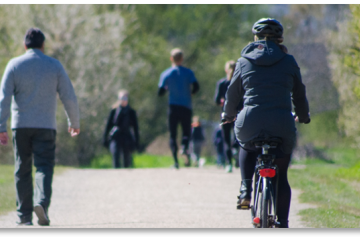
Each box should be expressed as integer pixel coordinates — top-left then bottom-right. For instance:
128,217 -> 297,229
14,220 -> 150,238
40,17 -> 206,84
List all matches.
190,116 -> 205,167
103,90 -> 139,169
222,18 -> 310,228
213,125 -> 225,168
0,28 -> 80,226
214,60 -> 240,173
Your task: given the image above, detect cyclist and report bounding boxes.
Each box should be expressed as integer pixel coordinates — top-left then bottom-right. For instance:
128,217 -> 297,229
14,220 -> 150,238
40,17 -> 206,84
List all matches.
214,61 -> 241,173
158,48 -> 200,169
222,18 -> 310,228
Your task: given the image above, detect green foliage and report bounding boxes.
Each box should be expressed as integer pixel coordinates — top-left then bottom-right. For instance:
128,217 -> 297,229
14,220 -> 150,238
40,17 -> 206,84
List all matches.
296,110 -> 341,147
336,162 -> 360,181
326,5 -> 360,147
120,5 -> 267,147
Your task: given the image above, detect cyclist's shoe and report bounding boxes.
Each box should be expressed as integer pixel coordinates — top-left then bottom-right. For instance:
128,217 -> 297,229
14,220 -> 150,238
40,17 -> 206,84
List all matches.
237,179 -> 252,209
276,219 -> 289,228
34,204 -> 50,226
225,164 -> 233,173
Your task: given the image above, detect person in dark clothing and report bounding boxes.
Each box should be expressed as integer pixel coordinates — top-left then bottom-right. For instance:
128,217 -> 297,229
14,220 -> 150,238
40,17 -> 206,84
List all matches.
158,48 -> 200,169
214,60 -> 240,173
190,116 -> 205,166
103,90 -> 139,169
213,125 -> 225,168
223,18 -> 310,228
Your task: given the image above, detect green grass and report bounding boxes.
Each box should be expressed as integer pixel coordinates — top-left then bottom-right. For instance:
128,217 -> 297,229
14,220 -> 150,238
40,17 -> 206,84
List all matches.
0,164 -> 71,216
288,147 -> 360,228
90,154 -> 186,169
0,165 -> 16,215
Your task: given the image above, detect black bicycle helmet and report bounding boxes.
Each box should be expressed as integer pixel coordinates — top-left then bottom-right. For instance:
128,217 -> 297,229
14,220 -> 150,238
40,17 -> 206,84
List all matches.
252,18 -> 283,38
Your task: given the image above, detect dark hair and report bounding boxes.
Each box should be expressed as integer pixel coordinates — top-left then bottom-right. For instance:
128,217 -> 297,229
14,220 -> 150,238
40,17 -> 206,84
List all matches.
24,28 -> 45,49
170,48 -> 183,62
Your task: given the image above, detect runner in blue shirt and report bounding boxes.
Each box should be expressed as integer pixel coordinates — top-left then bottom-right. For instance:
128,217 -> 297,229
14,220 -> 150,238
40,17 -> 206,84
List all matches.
158,48 -> 200,169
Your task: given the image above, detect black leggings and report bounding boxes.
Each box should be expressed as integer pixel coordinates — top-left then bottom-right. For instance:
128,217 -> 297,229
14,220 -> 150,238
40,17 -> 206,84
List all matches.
168,105 -> 192,164
222,122 -> 234,166
239,147 -> 291,222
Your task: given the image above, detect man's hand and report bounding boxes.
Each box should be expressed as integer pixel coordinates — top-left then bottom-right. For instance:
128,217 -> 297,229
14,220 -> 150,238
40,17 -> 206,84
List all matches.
68,127 -> 80,137
0,132 -> 9,145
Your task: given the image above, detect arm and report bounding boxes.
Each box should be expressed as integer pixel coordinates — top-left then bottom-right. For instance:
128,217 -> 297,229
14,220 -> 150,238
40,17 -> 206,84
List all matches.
192,81 -> 199,94
223,60 -> 244,121
0,61 -> 14,145
102,109 -> 115,146
57,63 -> 80,134
189,70 -> 199,94
158,71 -> 168,97
214,80 -> 222,105
0,61 -> 14,133
291,57 -> 310,123
131,109 -> 140,149
158,87 -> 167,96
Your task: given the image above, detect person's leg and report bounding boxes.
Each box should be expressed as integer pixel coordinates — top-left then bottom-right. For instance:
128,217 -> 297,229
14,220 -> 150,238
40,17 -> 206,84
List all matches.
169,106 -> 179,167
32,129 -> 56,225
122,142 -> 132,168
12,129 -> 34,223
180,107 -> 192,153
222,123 -> 233,171
193,141 -> 201,162
237,147 -> 258,208
109,140 -> 121,168
179,107 -> 192,167
273,154 -> 292,228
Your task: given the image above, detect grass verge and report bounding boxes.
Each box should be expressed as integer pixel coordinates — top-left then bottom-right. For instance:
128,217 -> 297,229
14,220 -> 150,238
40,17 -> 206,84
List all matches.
89,153 -> 216,169
0,164 -> 72,216
288,147 -> 360,228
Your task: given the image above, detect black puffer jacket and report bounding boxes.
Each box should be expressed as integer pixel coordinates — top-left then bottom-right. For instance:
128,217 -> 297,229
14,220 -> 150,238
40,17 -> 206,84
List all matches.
224,40 -> 309,154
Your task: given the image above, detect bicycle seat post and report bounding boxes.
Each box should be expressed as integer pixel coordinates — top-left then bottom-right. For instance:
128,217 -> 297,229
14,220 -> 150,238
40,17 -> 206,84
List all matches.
262,144 -> 270,155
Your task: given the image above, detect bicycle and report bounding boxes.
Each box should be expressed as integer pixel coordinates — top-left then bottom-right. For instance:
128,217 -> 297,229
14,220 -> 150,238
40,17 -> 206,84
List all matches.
238,136 -> 282,228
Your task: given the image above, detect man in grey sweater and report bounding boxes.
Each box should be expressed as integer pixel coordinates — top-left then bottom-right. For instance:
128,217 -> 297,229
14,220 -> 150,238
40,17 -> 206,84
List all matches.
0,28 -> 80,226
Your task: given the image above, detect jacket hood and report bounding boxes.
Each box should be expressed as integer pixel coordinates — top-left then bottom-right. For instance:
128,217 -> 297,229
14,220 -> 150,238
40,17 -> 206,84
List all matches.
241,40 -> 286,66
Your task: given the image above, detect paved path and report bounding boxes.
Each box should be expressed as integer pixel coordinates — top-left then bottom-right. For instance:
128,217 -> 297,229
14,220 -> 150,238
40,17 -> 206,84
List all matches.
0,166 -> 313,228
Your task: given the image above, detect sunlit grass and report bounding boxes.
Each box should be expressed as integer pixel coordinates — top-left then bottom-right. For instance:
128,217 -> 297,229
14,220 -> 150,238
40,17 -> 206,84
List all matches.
288,151 -> 360,228
0,164 -> 71,216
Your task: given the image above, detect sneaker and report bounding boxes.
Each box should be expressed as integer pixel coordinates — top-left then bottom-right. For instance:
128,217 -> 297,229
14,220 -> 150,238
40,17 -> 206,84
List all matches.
34,204 -> 50,226
16,220 -> 33,226
225,164 -> 232,173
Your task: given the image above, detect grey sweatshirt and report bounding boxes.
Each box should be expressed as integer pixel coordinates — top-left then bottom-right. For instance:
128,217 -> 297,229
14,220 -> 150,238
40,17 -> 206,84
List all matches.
0,49 -> 80,132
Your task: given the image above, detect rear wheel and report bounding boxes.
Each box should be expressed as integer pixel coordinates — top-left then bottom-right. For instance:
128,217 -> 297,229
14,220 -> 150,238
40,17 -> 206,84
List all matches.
261,178 -> 272,228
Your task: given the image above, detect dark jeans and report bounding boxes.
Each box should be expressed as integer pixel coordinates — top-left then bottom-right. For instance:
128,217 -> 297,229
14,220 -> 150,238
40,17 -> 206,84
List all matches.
12,128 -> 56,222
109,140 -> 132,168
168,105 -> 192,164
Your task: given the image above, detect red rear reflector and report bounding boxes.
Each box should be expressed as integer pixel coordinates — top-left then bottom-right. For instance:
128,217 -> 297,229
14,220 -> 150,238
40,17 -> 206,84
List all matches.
253,217 -> 260,224
259,168 -> 276,178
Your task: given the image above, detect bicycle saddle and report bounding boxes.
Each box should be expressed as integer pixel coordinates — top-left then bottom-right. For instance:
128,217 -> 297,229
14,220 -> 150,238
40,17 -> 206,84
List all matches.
251,137 -> 283,148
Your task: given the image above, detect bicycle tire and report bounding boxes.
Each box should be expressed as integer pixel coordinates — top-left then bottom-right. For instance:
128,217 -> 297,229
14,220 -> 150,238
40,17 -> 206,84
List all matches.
261,177 -> 271,228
